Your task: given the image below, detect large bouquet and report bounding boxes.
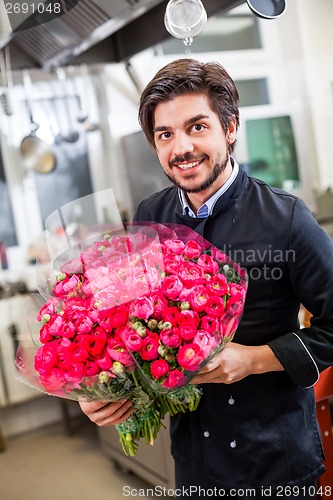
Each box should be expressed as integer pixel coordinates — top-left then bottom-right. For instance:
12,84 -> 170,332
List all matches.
16,191 -> 247,456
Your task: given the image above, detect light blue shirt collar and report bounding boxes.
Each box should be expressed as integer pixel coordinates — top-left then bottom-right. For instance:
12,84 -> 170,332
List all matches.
178,158 -> 239,218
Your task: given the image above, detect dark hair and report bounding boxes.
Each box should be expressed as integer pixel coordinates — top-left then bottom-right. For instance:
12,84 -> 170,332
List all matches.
138,58 -> 240,152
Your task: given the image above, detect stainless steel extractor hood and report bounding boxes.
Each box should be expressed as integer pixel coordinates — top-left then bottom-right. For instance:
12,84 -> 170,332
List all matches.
0,0 -> 243,70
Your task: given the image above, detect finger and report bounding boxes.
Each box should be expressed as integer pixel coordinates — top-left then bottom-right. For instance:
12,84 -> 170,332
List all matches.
97,403 -> 134,426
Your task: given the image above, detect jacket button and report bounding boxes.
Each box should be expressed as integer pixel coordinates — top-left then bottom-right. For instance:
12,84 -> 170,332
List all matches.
228,396 -> 235,405
203,431 -> 210,438
230,440 -> 237,448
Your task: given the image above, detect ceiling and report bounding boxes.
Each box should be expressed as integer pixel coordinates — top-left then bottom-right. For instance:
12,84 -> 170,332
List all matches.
0,0 -> 244,70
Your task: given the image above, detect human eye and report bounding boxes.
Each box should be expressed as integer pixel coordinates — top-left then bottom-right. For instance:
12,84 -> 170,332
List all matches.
190,123 -> 206,133
158,131 -> 172,141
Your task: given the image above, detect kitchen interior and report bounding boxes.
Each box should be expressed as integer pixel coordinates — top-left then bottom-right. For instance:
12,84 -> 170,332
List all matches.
0,0 -> 333,498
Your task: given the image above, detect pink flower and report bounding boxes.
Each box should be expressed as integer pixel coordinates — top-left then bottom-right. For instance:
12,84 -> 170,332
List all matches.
39,368 -> 66,392
162,306 -> 180,326
206,274 -> 229,295
176,261 -> 205,286
140,334 -> 160,360
60,257 -> 82,274
178,323 -> 196,341
53,274 -> 81,297
150,293 -> 169,320
82,327 -> 107,356
84,361 -> 100,377
182,240 -> 202,259
162,369 -> 186,388
193,330 -> 219,357
106,341 -> 134,367
96,350 -> 113,370
196,254 -> 219,274
34,344 -> 58,373
177,344 -> 204,371
129,296 -> 154,321
150,359 -> 170,379
189,286 -> 211,312
161,275 -> 183,301
178,309 -> 200,326
37,298 -> 58,321
200,315 -> 219,334
204,296 -> 226,317
164,239 -> 185,254
160,328 -> 182,348
65,362 -> 85,384
107,304 -> 129,328
163,254 -> 184,274
121,329 -> 144,352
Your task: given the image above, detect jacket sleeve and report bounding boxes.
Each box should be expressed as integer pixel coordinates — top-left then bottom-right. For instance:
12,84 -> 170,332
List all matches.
268,198 -> 333,387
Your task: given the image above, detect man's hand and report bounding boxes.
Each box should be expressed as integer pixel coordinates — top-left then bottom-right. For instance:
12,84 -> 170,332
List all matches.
191,342 -> 284,385
79,399 -> 133,426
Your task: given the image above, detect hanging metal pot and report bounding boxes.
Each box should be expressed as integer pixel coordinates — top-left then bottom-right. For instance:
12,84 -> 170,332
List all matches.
20,70 -> 57,174
246,0 -> 287,19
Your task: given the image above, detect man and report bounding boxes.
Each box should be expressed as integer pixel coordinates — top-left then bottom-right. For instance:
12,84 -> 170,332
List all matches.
80,59 -> 333,498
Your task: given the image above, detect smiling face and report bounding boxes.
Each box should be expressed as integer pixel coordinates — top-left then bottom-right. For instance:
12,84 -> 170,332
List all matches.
153,93 -> 237,207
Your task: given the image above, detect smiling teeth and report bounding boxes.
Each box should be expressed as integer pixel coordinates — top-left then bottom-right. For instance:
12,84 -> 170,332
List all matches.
178,160 -> 200,170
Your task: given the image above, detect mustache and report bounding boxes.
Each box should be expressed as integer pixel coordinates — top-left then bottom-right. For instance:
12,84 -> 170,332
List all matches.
169,153 -> 208,168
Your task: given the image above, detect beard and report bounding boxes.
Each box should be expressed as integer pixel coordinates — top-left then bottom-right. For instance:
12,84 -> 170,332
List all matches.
164,152 -> 229,194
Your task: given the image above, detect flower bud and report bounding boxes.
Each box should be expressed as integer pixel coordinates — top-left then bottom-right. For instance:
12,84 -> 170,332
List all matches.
161,321 -> 172,330
148,319 -> 158,330
180,301 -> 190,310
98,371 -> 110,383
56,273 -> 66,282
132,321 -> 143,331
165,353 -> 175,363
136,325 -> 147,337
98,245 -> 106,252
41,314 -> 51,324
112,362 -> 124,374
158,344 -> 168,357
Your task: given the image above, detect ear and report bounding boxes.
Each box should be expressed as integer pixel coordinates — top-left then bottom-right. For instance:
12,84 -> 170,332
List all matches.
226,117 -> 237,145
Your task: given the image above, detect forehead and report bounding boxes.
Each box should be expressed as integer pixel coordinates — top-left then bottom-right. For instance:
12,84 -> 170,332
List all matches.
153,93 -> 217,127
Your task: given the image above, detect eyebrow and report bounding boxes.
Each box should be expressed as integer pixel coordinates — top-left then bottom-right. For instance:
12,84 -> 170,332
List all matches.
153,114 -> 210,133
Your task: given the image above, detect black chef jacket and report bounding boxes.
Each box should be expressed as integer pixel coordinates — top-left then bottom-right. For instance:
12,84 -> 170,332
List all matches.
133,167 -> 333,490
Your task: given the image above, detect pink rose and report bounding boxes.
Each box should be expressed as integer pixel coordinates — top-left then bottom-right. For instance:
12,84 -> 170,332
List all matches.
177,344 -> 204,371
162,369 -> 186,388
150,359 -> 170,379
178,309 -> 200,326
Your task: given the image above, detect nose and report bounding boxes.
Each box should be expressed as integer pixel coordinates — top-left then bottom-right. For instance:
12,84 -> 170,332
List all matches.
172,132 -> 194,157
